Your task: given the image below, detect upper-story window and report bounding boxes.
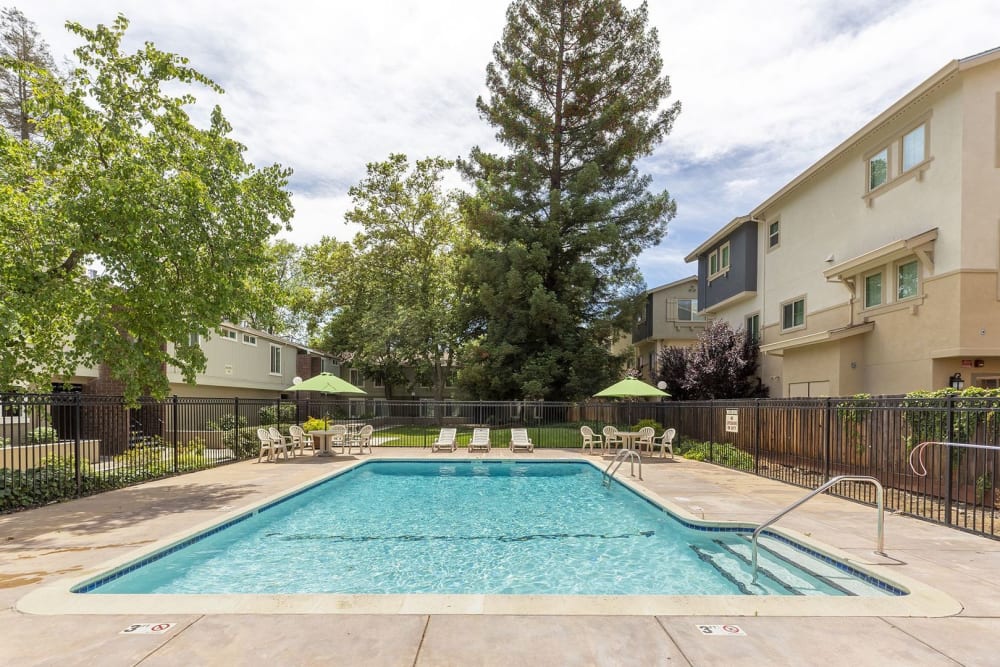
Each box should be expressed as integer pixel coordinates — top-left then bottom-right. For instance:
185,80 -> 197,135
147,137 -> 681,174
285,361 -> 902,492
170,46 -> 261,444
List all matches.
781,297 -> 805,331
242,333 -> 257,346
269,345 -> 281,375
768,221 -> 780,249
868,148 -> 889,191
897,260 -> 919,300
901,124 -> 927,172
350,369 -> 361,386
864,272 -> 883,309
188,333 -> 200,347
709,242 -> 731,279
677,299 -> 695,321
221,328 -> 237,341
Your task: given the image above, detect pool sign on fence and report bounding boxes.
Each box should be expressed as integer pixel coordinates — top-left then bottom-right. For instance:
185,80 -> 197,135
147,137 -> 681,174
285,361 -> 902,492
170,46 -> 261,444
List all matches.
725,409 -> 739,433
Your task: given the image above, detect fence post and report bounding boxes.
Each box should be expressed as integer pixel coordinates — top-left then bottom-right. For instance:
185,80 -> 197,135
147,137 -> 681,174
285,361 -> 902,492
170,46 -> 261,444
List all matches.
945,394 -> 954,525
824,398 -> 832,481
172,395 -> 179,473
234,397 -> 240,460
74,393 -> 82,498
754,399 -> 760,476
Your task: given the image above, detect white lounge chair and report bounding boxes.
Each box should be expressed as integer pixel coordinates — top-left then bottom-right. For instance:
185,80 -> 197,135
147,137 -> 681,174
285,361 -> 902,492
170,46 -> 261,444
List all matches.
579,425 -> 603,454
654,427 -> 676,459
468,427 -> 491,452
510,427 -> 534,452
431,427 -> 458,452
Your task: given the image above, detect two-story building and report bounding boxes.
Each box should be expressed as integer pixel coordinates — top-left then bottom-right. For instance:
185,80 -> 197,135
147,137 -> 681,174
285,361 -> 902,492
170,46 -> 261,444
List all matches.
685,47 -> 1000,397
619,276 -> 710,381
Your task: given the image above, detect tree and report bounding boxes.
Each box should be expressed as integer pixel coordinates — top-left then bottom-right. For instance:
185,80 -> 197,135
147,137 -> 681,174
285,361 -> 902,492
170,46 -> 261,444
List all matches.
0,15 -> 293,401
0,6 -> 56,140
307,154 -> 466,400
656,321 -> 768,400
459,0 -> 680,400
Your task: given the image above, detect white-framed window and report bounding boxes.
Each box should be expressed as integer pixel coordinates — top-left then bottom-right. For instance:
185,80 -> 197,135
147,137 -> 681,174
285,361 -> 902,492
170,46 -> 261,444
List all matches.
781,297 -> 805,331
768,220 -> 780,249
746,313 -> 760,343
677,298 -> 695,321
864,271 -> 883,309
373,374 -> 384,388
868,148 -> 889,191
221,328 -> 237,341
242,333 -> 257,346
350,369 -> 361,386
188,333 -> 200,347
709,242 -> 731,279
269,345 -> 281,375
901,124 -> 927,172
897,259 -> 919,301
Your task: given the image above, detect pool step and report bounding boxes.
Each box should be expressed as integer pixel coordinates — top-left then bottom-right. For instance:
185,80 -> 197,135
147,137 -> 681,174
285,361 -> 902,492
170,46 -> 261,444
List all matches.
688,543 -> 799,596
716,539 -> 852,596
729,536 -> 882,597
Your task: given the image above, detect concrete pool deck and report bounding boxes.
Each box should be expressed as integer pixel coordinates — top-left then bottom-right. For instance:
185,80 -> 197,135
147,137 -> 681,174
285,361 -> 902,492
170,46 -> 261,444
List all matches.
2,447 -> 999,665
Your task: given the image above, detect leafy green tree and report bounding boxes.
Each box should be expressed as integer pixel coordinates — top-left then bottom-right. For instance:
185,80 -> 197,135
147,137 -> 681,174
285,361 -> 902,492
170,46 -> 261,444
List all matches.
0,6 -> 56,139
459,0 -> 680,400
240,239 -> 312,342
656,321 -> 768,400
0,15 -> 293,401
308,154 -> 466,400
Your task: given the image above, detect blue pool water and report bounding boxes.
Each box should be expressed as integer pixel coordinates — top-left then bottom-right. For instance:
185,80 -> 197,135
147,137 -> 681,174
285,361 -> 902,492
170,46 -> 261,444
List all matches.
82,461 -> 900,596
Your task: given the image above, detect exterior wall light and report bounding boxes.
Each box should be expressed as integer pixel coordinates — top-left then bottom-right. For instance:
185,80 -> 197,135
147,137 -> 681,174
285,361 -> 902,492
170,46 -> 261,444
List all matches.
949,373 -> 965,390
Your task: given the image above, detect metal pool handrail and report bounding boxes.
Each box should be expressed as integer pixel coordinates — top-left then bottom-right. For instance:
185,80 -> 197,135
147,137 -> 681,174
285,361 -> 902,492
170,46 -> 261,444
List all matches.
751,475 -> 885,584
908,441 -> 1000,477
603,448 -> 642,486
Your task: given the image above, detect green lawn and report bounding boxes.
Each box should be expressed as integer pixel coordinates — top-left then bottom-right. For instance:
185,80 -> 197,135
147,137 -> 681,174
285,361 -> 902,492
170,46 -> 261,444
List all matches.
372,424 -> 593,448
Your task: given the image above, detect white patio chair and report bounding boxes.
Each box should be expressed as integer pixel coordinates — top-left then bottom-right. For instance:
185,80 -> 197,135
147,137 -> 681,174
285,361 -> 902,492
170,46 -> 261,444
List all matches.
346,424 -> 374,455
654,427 -> 676,459
288,425 -> 312,456
257,427 -> 289,462
580,425 -> 604,454
268,426 -> 296,458
602,425 -> 622,451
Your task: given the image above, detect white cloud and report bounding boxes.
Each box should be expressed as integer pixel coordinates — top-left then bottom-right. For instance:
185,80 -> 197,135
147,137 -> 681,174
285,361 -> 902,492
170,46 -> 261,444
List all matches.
24,0 -> 1000,289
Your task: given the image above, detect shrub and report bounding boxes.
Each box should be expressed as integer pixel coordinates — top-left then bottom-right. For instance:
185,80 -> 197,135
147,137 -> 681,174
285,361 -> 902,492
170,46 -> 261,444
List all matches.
0,436 -> 8,448
678,439 -> 754,471
258,403 -> 297,425
206,413 -> 248,432
632,419 -> 662,433
302,417 -> 327,432
29,427 -> 58,444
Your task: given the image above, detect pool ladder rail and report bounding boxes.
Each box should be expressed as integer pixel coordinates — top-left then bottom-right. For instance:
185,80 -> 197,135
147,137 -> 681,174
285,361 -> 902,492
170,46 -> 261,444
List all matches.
603,448 -> 642,487
750,475 -> 886,584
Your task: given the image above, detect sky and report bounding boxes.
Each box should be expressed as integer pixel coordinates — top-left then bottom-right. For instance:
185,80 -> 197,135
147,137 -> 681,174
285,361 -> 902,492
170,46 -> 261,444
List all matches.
22,0 -> 1000,289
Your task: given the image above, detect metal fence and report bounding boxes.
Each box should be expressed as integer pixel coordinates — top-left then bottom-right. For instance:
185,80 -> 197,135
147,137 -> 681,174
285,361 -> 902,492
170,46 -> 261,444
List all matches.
2,393 -> 998,541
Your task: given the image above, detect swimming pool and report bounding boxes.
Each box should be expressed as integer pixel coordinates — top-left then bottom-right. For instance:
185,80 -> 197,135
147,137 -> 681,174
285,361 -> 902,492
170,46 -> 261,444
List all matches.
77,460 -> 899,597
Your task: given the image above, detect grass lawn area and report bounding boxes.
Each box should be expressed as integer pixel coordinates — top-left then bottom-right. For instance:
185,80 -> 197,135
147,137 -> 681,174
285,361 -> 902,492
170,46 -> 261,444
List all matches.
373,424 -> 589,448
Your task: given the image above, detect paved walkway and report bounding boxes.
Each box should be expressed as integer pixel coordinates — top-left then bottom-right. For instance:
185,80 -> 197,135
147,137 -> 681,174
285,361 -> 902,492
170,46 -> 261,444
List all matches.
2,448 -> 999,666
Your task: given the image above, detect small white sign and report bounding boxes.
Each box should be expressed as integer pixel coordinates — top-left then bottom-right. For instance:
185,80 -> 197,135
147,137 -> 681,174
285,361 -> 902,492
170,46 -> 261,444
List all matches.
725,409 -> 739,433
120,623 -> 176,635
697,624 -> 746,636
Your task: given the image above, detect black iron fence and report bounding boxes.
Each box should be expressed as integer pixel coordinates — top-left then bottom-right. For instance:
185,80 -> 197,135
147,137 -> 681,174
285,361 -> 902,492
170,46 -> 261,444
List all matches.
2,393 -> 997,540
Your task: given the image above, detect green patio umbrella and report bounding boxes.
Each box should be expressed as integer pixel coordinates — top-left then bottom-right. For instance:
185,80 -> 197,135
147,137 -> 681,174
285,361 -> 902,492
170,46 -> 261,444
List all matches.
593,377 -> 669,398
286,372 -> 366,395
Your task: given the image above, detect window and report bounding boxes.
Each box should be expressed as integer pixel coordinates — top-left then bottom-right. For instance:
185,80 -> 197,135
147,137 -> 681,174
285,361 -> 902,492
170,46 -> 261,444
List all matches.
897,260 -> 919,300
746,313 -> 760,343
709,242 -> 730,278
768,221 -> 780,249
221,328 -> 237,341
373,374 -> 384,388
869,148 -> 888,190
242,333 -> 257,346
902,124 -> 926,172
781,298 -> 805,331
188,333 -> 200,347
864,272 -> 883,309
269,345 -> 281,375
677,299 -> 694,321
349,369 -> 361,386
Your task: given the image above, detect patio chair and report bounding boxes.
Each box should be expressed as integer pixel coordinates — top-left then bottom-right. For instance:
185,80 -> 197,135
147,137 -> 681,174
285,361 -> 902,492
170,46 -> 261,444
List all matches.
268,426 -> 297,458
431,427 -> 458,452
509,427 -> 534,453
468,427 -> 491,452
257,427 -> 289,462
579,425 -> 603,454
635,426 -> 656,453
602,425 -> 622,451
346,424 -> 374,455
288,425 -> 312,456
654,427 -> 676,459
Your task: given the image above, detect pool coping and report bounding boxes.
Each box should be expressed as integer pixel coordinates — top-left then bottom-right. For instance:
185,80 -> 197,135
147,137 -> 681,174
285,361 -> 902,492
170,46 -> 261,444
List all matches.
16,457 -> 963,617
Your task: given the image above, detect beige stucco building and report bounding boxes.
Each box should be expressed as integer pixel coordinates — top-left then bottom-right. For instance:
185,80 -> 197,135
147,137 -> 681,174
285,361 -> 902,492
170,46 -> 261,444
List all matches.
623,276 -> 708,382
685,47 -> 1000,398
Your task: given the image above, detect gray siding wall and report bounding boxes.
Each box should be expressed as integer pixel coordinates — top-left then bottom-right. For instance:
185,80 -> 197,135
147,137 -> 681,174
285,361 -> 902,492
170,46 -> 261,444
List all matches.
697,220 -> 758,310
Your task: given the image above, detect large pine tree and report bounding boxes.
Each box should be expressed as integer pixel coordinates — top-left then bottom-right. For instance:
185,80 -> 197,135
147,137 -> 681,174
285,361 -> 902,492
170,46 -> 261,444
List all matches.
0,7 -> 56,140
459,0 -> 680,400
